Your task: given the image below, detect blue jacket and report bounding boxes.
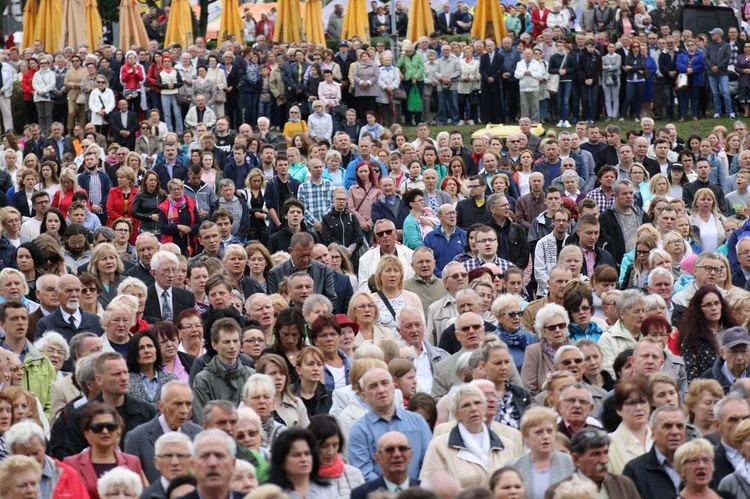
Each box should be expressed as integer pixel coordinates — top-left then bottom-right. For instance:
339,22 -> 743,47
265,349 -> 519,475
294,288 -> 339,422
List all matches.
323,350 -> 352,391
424,225 -> 467,278
727,218 -> 750,276
77,170 -> 112,215
371,195 -> 410,230
676,51 -> 706,87
264,176 -> 302,231
223,157 -> 254,189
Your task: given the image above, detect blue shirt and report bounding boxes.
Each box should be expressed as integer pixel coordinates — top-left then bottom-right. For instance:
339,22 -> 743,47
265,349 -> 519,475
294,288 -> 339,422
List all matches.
348,406 -> 433,481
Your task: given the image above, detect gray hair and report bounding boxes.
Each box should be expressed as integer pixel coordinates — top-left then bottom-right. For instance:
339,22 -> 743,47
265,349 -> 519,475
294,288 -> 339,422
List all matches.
34,332 -> 70,359
395,306 -> 425,329
135,232 -> 160,247
561,170 -> 579,182
730,379 -> 750,398
647,266 -> 674,287
448,383 -> 486,419
553,345 -> 583,365
160,380 -> 191,402
69,332 -> 99,361
454,350 -> 476,377
714,394 -> 750,422
154,431 -> 193,456
97,467 -> 143,498
648,249 -> 672,268
237,407 -> 263,432
534,303 -> 569,336
193,428 -> 237,458
117,277 -> 148,295
93,226 -> 116,242
75,354 -> 98,396
6,420 -> 46,450
559,382 -> 593,404
650,404 -> 686,428
455,288 -> 480,305
359,367 -> 393,391
412,246 -> 434,261
257,117 -> 270,126
219,178 -> 236,190
301,294 -> 333,316
491,294 -> 523,318
644,294 -> 667,311
613,178 -> 634,194
442,261 -> 464,279
616,289 -> 647,317
352,343 -> 385,360
150,250 -> 179,271
736,236 -> 750,254
243,373 -> 276,400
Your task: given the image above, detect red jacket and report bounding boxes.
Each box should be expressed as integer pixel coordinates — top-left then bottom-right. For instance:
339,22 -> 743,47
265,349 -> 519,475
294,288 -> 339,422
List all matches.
21,68 -> 37,101
120,63 -> 145,90
146,64 -> 163,93
531,7 -> 550,38
53,187 -> 88,218
62,448 -> 145,499
106,186 -> 140,242
52,458 -> 91,499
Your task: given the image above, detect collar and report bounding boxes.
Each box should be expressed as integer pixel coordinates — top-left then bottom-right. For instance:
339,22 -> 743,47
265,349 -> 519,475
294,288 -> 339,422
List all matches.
383,477 -> 410,492
157,413 -> 180,434
155,283 -> 171,298
160,476 -> 170,493
654,446 -> 674,467
61,308 -> 82,324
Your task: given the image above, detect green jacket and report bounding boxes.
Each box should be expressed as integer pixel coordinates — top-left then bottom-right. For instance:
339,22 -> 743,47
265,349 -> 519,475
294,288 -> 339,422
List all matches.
192,355 -> 255,424
22,342 -> 57,419
397,53 -> 425,81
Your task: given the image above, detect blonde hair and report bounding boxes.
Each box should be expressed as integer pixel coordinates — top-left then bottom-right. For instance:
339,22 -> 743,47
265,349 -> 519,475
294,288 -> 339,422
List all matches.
374,254 -> 404,291
520,406 -> 557,438
88,243 -> 124,277
674,439 -> 714,478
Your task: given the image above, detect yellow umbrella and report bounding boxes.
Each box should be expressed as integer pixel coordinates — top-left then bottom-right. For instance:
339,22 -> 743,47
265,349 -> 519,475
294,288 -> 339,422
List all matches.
61,0 -> 87,51
218,0 -> 243,43
303,0 -> 325,46
165,0 -> 195,47
119,0 -> 149,50
273,0 -> 301,44
407,0 -> 435,43
85,0 -> 104,50
341,0 -> 369,44
22,0 -> 39,50
471,0 -> 506,42
34,0 -> 63,53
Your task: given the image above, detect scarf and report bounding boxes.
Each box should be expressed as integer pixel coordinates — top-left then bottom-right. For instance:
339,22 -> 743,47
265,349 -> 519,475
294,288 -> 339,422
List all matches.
457,423 -> 490,469
168,196 -> 186,225
261,417 -> 274,447
540,338 -> 557,361
319,454 -> 346,478
464,56 -> 473,63
289,115 -> 300,123
498,327 -> 529,349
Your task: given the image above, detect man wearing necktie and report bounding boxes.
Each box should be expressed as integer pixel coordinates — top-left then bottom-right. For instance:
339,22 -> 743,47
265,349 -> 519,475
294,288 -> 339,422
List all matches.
144,251 -> 196,322
36,274 -> 104,343
107,99 -> 139,150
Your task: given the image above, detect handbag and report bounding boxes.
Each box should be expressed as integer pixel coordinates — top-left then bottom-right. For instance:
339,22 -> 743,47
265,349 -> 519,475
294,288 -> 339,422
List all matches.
605,74 -> 617,86
392,87 -> 407,101
215,88 -> 226,103
547,54 -> 566,94
124,88 -> 140,100
675,73 -> 689,90
407,85 -> 423,113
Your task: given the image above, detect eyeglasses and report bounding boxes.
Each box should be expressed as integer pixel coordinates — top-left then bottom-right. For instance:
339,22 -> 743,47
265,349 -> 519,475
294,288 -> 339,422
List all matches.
447,272 -> 469,280
379,445 -> 411,454
504,311 -> 523,318
96,80 -> 107,84
560,357 -> 584,367
635,249 -> 650,255
80,286 -> 97,294
375,229 -> 395,237
562,397 -> 591,405
698,265 -> 723,274
544,322 -> 567,332
156,453 -> 191,460
355,303 -> 376,310
89,421 -> 118,433
114,228 -> 130,233
243,338 -> 265,344
571,305 -> 592,314
476,238 -> 497,244
459,324 -> 483,332
701,300 -> 721,309
685,457 -> 712,465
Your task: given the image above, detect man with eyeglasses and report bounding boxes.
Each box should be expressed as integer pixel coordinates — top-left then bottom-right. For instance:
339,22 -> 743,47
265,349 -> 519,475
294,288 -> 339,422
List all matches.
358,219 -> 414,291
49,332 -> 102,418
424,261 -> 468,346
461,225 -> 514,274
671,252 -> 727,329
699,327 -> 750,397
546,427 -> 640,498
431,311 -> 485,399
139,431 -> 195,498
646,268 -> 675,322
455,175 -> 492,230
349,368 -> 432,481
556,381 -> 601,439
144,251 -> 196,323
423,204 -> 467,278
351,431 -> 420,499
124,381 -> 202,483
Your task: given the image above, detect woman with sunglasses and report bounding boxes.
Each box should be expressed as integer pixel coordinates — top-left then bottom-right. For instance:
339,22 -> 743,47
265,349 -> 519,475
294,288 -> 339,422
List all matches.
564,280 -> 604,343
87,74 -> 116,136
79,272 -> 104,316
521,303 -> 571,397
63,402 -> 145,499
492,294 -> 538,372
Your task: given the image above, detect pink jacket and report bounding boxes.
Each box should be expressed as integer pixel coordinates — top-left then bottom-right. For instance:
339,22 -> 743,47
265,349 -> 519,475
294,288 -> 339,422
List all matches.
63,448 -> 145,499
347,184 -> 382,229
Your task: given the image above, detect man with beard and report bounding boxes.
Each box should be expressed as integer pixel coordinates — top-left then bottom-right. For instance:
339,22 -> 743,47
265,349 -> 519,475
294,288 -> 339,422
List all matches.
76,148 -> 112,225
36,274 -> 103,342
62,224 -> 92,272
545,428 -> 640,498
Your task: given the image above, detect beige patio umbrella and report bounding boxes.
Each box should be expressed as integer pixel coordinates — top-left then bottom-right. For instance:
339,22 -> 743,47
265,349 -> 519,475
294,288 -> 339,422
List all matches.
407,0 -> 435,42
165,0 -> 195,47
85,0 -> 104,50
273,0 -> 301,43
61,0 -> 87,50
22,0 -> 39,50
35,0 -> 63,53
119,0 -> 149,50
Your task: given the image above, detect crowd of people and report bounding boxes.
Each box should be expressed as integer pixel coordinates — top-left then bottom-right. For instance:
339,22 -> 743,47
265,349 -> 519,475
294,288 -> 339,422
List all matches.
0,1 -> 750,499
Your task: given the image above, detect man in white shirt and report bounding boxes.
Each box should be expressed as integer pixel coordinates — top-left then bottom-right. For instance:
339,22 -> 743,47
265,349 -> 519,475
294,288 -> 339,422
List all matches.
19,191 -> 50,240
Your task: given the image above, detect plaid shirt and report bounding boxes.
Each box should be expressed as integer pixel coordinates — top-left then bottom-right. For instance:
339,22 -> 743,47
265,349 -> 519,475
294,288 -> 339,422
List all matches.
298,178 -> 335,227
462,255 -> 513,273
585,187 -> 615,214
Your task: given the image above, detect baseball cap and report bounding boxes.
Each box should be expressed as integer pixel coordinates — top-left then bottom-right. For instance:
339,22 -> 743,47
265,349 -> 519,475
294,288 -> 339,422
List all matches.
722,327 -> 750,349
710,28 -> 724,36
339,41 -> 348,47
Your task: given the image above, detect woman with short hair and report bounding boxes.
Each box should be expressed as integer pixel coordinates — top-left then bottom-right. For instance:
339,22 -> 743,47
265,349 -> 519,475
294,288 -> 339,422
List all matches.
243,374 -> 287,448
256,353 -> 309,429
88,242 -> 126,307
521,303 -> 571,396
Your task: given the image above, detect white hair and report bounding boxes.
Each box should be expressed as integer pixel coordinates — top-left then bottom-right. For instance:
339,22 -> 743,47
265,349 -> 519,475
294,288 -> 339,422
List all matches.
97,467 -> 143,498
33,332 -> 70,359
154,431 -> 193,456
150,250 -> 179,270
117,277 -> 148,296
193,428 -> 237,458
5,420 -> 46,450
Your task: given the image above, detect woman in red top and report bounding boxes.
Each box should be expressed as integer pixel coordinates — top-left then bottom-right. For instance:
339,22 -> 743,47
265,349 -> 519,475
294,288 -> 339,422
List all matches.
145,52 -> 164,117
20,57 -> 39,124
53,168 -> 87,218
120,50 -> 145,115
106,165 -> 139,243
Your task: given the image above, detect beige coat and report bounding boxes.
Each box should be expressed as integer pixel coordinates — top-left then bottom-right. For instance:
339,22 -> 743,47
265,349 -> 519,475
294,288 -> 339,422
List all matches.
434,421 -> 523,457
599,320 -> 639,377
608,422 -> 653,475
420,425 -> 516,489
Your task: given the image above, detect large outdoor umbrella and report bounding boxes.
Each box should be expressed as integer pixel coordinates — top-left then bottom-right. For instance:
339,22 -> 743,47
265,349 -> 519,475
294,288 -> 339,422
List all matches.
165,0 -> 195,47
22,0 -> 39,50
119,0 -> 149,50
273,0 -> 301,43
218,0 -> 243,43
61,0 -> 87,50
85,0 -> 104,50
35,0 -> 63,53
407,0 -> 435,43
471,0 -> 506,42
303,0 -> 325,46
341,0 -> 368,43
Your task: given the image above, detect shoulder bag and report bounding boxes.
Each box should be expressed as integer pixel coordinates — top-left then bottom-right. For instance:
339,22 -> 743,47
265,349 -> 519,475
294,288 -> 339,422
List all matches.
547,54 -> 567,94
676,56 -> 691,91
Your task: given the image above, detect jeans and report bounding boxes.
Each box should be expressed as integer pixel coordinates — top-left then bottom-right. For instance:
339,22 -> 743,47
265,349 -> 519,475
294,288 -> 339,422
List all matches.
708,74 -> 733,115
678,85 -> 701,119
603,84 -> 620,118
623,80 -> 644,119
258,100 -> 272,119
662,81 -> 676,119
556,81 -> 573,121
241,92 -> 259,125
582,84 -> 599,122
571,81 -> 581,121
437,88 -> 458,125
161,94 -> 183,134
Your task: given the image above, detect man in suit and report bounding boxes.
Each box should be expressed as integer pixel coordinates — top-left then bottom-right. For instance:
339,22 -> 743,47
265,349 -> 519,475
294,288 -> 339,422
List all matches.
49,332 -> 103,418
732,237 -> 750,288
267,232 -> 337,305
107,99 -> 138,150
144,251 -> 196,322
140,432 -> 194,499
480,39 -> 504,125
312,244 -> 352,315
711,394 -> 750,488
351,431 -> 421,499
28,274 -> 59,339
153,142 -> 189,192
41,122 -> 75,162
431,312 -> 484,400
436,3 -> 456,34
122,233 -> 160,286
124,380 -> 202,483
545,428 -> 640,498
37,274 -> 104,343
181,429 -> 245,499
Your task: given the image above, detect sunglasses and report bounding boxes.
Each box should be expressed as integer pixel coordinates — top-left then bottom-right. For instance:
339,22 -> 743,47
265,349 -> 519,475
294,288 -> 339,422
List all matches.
504,311 -> 523,319
544,322 -> 567,332
460,324 -> 483,332
89,421 -> 118,433
375,229 -> 394,237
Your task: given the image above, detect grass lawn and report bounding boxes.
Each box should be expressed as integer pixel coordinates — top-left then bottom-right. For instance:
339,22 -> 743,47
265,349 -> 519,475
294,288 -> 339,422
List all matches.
400,117 -> 741,145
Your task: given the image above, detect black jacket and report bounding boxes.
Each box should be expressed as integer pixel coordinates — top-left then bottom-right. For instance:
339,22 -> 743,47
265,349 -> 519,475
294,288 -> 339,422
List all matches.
456,197 -> 492,230
713,442 -> 737,490
622,447 -> 681,499
290,380 -> 333,417
479,51 -> 504,93
36,306 -> 104,343
597,205 -> 651,270
321,207 -> 365,269
131,190 -> 167,234
683,179 -> 730,216
143,285 -> 196,322
41,137 -> 75,161
267,222 -> 321,255
486,218 -> 529,270
578,49 -> 602,81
